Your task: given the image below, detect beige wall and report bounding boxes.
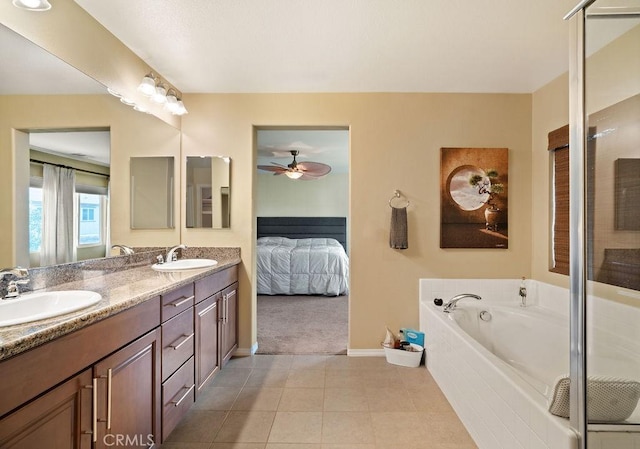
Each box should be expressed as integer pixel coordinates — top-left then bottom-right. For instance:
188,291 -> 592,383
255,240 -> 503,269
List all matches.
181,93 -> 533,350
0,94 -> 181,268
256,173 -> 349,218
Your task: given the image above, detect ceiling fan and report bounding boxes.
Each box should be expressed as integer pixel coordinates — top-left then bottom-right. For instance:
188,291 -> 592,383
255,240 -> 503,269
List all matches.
257,150 -> 331,180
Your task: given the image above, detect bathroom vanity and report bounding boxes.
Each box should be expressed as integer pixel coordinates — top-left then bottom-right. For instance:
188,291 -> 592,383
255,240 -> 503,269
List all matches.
0,252 -> 240,448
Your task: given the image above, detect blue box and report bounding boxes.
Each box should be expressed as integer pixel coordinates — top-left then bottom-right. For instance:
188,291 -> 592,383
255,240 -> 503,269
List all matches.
402,328 -> 424,347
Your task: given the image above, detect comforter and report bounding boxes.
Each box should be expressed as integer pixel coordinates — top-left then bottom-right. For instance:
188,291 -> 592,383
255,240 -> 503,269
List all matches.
257,237 -> 349,296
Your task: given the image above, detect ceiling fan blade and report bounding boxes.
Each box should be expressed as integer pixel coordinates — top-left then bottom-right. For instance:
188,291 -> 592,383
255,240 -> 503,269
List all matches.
296,161 -> 332,177
257,165 -> 286,173
270,162 -> 288,168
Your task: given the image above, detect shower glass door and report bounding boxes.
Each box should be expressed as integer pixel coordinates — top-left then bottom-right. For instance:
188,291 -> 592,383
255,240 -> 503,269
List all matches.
584,0 -> 640,445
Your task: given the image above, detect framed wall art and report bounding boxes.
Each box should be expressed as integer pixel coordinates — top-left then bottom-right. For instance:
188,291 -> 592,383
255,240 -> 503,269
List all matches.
440,147 -> 509,249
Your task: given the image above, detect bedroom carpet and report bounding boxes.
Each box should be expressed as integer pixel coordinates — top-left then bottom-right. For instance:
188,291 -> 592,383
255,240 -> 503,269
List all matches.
257,294 -> 348,355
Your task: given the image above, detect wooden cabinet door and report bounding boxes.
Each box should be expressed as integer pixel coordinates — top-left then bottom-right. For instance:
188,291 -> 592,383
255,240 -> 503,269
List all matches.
194,292 -> 220,395
0,368 -> 92,449
220,282 -> 238,365
94,328 -> 161,449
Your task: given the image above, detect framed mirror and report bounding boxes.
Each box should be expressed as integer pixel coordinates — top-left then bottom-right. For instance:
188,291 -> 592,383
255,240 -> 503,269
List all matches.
130,156 -> 175,229
186,156 -> 231,229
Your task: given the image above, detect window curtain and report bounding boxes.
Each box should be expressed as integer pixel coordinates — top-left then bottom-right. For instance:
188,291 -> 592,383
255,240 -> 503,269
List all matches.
42,164 -> 76,265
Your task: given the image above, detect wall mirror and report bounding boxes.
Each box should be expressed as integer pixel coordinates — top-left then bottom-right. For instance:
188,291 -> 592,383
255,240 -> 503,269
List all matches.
0,23 -> 181,268
186,156 -> 231,228
131,157 -> 175,229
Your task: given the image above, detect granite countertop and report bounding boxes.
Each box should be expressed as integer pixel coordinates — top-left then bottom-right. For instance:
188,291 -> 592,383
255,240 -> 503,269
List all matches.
0,248 -> 241,362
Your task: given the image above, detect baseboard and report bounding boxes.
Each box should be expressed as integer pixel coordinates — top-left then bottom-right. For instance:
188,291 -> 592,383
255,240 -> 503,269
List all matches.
234,342 -> 258,356
347,348 -> 385,357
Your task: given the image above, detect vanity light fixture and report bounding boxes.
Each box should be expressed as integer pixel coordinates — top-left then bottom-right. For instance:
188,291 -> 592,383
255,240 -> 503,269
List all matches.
174,98 -> 188,116
137,73 -> 157,96
152,84 -> 168,104
164,89 -> 180,113
12,0 -> 51,11
120,97 -> 136,106
107,87 -> 121,98
135,72 -> 188,115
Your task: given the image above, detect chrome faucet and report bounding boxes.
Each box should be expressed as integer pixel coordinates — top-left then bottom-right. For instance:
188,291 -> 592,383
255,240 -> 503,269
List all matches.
166,244 -> 187,262
112,244 -> 135,256
519,277 -> 527,307
0,267 -> 30,299
442,293 -> 482,313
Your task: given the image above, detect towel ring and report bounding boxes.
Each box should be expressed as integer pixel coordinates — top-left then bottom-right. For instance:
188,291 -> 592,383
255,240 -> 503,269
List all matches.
389,190 -> 410,208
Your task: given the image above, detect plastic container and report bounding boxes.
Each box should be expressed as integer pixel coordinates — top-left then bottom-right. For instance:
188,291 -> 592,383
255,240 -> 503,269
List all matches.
383,343 -> 424,367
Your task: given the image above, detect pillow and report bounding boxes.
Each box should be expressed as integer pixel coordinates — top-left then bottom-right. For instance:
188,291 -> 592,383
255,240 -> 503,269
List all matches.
548,375 -> 640,422
257,237 -> 293,246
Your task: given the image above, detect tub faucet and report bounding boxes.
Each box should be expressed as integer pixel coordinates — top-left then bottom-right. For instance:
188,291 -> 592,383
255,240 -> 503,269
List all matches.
0,267 -> 29,299
112,244 -> 134,256
443,293 -> 482,313
519,277 -> 527,307
166,244 -> 187,262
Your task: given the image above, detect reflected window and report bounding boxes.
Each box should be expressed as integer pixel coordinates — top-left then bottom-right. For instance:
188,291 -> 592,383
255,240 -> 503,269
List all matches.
78,193 -> 104,246
29,186 -> 43,253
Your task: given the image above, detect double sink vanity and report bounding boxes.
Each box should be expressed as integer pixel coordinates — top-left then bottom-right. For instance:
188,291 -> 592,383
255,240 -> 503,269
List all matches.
0,247 -> 241,448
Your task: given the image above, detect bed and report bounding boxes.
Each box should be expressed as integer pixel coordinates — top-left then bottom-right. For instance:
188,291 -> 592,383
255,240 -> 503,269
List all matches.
257,217 -> 349,296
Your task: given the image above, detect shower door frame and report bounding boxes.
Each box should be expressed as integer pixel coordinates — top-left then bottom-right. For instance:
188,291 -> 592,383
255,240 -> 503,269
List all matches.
566,2 -> 640,448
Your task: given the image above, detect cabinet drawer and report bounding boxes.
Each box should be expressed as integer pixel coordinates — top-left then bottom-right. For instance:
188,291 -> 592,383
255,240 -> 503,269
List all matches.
162,309 -> 194,381
162,356 -> 195,441
162,283 -> 195,322
194,265 -> 238,303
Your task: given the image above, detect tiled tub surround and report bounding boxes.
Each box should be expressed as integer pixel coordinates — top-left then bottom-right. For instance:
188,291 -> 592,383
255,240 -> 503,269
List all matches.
0,247 -> 240,361
420,279 -> 640,449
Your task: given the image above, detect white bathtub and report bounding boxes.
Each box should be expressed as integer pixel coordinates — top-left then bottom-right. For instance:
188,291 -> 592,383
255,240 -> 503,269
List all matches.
420,278 -> 640,449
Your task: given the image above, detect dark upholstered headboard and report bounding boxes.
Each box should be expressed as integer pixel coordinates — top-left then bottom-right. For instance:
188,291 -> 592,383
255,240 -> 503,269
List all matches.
257,217 -> 347,251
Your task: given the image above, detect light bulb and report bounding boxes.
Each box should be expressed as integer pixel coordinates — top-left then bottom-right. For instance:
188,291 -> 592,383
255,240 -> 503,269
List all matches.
174,100 -> 188,116
137,74 -> 156,96
285,171 -> 303,179
164,92 -> 180,113
152,84 -> 167,104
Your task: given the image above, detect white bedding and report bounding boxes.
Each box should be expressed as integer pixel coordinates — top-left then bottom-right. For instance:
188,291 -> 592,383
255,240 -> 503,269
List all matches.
257,237 -> 349,296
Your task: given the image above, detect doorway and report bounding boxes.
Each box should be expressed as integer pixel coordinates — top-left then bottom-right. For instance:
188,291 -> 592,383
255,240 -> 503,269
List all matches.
254,127 -> 350,354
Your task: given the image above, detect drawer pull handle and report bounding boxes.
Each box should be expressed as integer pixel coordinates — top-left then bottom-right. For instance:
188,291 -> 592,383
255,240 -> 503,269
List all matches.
171,384 -> 195,407
106,368 -> 113,430
91,378 -> 98,442
169,295 -> 194,308
170,333 -> 194,350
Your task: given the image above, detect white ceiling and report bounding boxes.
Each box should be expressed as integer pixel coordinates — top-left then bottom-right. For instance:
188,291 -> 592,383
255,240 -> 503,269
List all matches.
74,0 -> 581,94
30,131 -> 111,166
257,129 -> 349,174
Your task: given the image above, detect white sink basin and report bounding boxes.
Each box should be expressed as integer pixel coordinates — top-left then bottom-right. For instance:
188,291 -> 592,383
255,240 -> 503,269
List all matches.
152,259 -> 218,272
0,290 -> 102,327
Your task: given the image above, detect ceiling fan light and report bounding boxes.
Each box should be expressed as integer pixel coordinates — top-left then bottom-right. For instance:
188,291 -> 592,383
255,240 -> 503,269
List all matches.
12,0 -> 51,11
137,74 -> 156,96
285,171 -> 303,179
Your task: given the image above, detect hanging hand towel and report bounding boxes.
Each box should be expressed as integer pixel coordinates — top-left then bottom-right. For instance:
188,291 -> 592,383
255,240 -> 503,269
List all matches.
390,206 -> 408,249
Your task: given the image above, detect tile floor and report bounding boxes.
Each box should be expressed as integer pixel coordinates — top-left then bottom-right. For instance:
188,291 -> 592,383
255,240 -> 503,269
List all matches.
159,354 -> 478,449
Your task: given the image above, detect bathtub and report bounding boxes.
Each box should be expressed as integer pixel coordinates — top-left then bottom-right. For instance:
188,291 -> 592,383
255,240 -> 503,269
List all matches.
420,278 -> 640,449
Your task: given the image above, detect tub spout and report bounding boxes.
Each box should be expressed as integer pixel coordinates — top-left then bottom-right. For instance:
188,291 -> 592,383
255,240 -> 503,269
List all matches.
443,293 -> 482,313
519,277 -> 527,307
